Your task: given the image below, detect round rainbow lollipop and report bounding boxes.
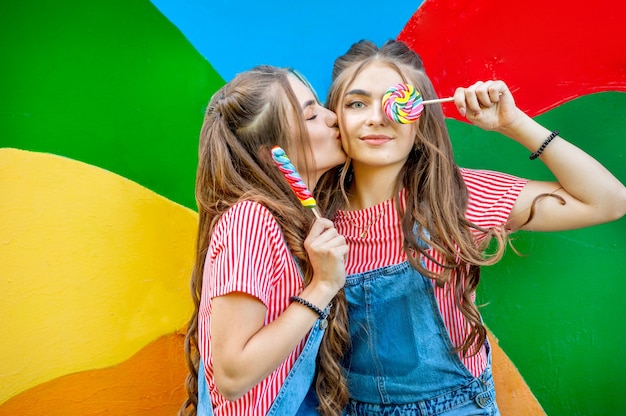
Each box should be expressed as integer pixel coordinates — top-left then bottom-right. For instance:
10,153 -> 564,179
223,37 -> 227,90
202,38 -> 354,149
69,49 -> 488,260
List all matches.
382,83 -> 424,124
382,83 -> 456,124
271,146 -> 320,218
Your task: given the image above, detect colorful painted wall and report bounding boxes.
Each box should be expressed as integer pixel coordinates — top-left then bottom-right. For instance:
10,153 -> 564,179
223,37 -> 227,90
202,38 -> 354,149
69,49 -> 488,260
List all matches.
1,1 -> 624,415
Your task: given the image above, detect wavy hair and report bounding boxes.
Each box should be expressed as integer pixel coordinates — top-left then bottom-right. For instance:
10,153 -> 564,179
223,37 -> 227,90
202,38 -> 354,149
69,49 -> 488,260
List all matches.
318,40 -> 512,357
179,66 -> 349,416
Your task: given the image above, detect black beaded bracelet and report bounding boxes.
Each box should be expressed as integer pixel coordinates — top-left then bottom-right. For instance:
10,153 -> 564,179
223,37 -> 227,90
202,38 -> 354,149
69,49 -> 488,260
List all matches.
529,129 -> 559,160
290,296 -> 329,320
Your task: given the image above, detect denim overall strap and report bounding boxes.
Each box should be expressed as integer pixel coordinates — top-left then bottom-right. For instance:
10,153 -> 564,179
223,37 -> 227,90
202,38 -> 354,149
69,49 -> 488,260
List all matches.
343,261 -> 477,405
197,356 -> 214,416
266,318 -> 326,415
197,318 -> 326,416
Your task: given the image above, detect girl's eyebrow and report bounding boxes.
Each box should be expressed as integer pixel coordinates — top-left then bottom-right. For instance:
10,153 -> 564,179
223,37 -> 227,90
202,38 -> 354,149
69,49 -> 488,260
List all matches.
345,89 -> 370,97
301,99 -> 316,111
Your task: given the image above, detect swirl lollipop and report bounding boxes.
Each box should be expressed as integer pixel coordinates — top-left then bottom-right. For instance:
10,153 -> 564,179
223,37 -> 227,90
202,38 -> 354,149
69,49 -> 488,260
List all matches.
271,146 -> 321,218
382,83 -> 423,124
382,83 -> 455,124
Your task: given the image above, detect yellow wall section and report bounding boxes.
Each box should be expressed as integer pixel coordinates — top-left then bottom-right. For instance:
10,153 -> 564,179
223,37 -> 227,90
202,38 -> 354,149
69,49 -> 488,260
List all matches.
0,148 -> 197,403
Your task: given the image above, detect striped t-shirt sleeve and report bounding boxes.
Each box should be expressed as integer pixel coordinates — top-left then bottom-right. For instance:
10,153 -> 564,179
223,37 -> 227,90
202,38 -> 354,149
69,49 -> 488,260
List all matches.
461,168 -> 529,240
207,201 -> 285,307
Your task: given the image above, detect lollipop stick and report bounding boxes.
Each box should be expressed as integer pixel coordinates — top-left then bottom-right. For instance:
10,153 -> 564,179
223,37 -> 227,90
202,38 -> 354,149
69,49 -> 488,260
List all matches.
422,97 -> 455,105
311,207 -> 321,219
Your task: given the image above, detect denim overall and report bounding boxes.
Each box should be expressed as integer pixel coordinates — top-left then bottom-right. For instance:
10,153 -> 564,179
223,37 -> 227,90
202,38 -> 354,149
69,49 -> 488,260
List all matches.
197,317 -> 327,416
342,261 -> 499,416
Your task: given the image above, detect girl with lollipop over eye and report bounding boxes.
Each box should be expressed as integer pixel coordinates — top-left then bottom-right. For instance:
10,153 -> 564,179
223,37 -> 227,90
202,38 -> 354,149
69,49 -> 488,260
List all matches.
179,65 -> 350,416
317,39 -> 626,415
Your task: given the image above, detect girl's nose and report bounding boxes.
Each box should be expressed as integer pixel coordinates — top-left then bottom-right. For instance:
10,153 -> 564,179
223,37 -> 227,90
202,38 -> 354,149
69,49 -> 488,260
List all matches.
367,101 -> 388,126
324,108 -> 338,127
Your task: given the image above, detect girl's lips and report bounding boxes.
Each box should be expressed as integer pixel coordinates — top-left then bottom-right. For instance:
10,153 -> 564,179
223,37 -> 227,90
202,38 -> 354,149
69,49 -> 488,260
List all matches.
360,134 -> 392,145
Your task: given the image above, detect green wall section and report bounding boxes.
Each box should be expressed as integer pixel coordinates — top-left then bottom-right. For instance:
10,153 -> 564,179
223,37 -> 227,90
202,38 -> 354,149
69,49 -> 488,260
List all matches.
448,92 -> 626,416
0,0 -> 224,210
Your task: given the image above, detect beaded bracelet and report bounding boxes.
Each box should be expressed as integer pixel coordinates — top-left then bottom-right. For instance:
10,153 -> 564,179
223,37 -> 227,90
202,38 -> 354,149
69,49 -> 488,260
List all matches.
529,130 -> 559,160
290,296 -> 329,321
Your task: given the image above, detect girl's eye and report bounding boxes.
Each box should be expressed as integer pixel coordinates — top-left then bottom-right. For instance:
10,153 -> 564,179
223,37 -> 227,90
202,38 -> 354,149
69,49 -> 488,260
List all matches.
306,114 -> 318,121
346,101 -> 365,109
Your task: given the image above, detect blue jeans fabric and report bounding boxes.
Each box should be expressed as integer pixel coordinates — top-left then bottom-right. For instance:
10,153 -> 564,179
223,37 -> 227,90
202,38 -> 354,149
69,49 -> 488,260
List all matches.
342,261 -> 499,415
267,318 -> 326,415
344,366 -> 497,415
197,318 -> 326,416
197,355 -> 212,416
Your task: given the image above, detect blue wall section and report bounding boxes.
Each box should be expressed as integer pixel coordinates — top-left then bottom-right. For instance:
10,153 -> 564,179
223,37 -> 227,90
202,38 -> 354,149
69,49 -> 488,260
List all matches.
149,0 -> 424,98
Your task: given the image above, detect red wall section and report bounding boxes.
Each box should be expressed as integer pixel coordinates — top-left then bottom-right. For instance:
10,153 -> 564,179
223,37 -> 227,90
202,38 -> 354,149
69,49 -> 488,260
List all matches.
399,0 -> 626,120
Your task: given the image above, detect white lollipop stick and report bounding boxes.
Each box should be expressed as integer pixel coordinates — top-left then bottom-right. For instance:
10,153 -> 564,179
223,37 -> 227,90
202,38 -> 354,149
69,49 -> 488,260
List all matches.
422,97 -> 455,105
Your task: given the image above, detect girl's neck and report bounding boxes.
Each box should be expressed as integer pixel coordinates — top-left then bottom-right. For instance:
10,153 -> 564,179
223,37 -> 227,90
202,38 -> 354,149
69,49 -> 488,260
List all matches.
348,163 -> 401,210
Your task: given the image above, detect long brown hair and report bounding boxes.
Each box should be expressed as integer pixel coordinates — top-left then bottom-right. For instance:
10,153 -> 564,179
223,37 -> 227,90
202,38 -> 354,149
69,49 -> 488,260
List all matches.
318,40 -> 511,357
179,66 -> 349,416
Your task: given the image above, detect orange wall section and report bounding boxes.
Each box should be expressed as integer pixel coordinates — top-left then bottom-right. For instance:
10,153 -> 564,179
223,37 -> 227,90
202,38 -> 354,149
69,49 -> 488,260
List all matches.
0,332 -> 187,416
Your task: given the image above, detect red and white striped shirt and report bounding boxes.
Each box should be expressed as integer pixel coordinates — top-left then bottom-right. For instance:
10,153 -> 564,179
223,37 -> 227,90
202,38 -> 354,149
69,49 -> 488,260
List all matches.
198,200 -> 306,416
334,168 -> 528,377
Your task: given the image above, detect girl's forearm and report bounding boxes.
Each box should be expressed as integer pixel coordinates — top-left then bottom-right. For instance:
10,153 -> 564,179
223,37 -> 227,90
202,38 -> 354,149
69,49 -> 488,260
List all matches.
500,111 -> 626,223
213,281 -> 336,401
